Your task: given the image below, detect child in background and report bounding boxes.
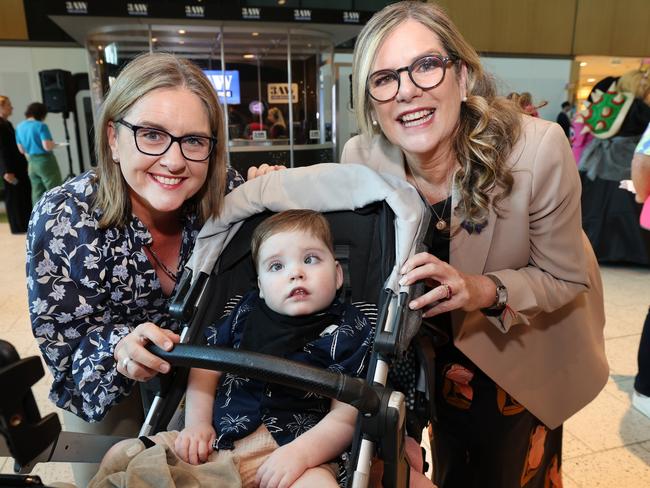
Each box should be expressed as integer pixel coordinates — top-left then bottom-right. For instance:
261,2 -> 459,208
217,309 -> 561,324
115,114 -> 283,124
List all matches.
91,209 -> 375,488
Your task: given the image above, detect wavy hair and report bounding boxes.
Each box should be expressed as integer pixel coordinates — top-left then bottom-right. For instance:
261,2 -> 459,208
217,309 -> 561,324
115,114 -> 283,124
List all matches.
94,52 -> 227,228
352,1 -> 521,227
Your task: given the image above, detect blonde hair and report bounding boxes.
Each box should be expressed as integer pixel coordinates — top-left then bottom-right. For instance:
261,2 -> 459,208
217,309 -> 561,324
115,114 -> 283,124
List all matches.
94,52 -> 227,228
268,107 -> 286,128
250,210 -> 334,270
352,1 -> 521,227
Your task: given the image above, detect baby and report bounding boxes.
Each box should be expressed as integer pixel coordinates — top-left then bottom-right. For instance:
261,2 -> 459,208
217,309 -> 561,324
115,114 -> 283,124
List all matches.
91,209 -> 375,488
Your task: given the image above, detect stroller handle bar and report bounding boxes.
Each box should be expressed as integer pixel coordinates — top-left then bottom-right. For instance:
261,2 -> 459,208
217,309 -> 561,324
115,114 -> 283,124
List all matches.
148,344 -> 382,415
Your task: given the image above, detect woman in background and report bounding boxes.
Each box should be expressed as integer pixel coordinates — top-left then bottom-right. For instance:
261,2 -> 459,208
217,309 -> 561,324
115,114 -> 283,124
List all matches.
15,102 -> 63,204
0,96 -> 32,234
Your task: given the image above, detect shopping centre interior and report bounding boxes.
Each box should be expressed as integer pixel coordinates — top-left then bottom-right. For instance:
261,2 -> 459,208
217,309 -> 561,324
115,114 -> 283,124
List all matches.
1,0 -> 649,486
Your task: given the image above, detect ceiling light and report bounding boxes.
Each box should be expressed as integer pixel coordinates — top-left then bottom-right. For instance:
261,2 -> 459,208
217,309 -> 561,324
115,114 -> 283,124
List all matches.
579,62 -> 587,67
278,0 -> 286,4
98,45 -> 103,50
587,78 -> 596,83
151,37 -> 158,42
178,29 -> 186,35
252,32 -> 259,36
243,54 -> 255,59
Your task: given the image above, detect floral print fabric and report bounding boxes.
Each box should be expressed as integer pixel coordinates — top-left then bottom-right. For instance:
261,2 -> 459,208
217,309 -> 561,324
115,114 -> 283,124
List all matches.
206,291 -> 375,450
26,169 -> 244,422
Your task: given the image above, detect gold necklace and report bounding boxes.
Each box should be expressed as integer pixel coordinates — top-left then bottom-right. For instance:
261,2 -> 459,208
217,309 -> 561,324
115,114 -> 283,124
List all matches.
405,162 -> 453,231
431,195 -> 450,231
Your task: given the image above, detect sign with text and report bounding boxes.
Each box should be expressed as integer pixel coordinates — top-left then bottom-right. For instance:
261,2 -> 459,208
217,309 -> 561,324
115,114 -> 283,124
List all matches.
267,83 -> 299,104
252,130 -> 267,140
204,70 -> 241,105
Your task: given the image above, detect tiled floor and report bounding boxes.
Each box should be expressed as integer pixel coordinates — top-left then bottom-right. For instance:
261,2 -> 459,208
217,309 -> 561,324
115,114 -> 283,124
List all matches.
0,221 -> 649,486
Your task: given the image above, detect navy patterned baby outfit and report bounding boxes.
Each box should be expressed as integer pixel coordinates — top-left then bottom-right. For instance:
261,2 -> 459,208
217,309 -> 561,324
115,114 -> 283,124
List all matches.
205,291 -> 375,450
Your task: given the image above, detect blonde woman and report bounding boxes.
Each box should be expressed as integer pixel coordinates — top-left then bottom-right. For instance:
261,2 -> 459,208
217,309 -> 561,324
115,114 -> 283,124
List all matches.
26,52 -> 244,485
267,106 -> 287,138
342,2 -> 607,486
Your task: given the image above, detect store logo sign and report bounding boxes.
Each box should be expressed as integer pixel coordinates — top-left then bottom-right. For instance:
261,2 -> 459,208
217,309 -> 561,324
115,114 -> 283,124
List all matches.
65,1 -> 88,14
185,5 -> 205,18
127,3 -> 148,16
204,70 -> 241,105
242,8 -> 261,20
294,9 -> 311,21
343,11 -> 360,23
268,83 -> 299,104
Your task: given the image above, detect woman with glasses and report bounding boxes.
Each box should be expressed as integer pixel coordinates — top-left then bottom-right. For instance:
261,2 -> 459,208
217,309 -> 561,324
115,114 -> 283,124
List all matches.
342,3 -> 607,487
25,52 -> 245,485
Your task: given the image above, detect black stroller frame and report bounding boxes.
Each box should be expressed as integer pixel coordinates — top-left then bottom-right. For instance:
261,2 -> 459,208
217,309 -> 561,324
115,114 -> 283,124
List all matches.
0,164 -> 431,488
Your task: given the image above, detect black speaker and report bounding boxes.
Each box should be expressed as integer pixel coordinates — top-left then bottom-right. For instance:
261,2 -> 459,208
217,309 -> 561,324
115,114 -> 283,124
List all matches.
39,69 -> 74,115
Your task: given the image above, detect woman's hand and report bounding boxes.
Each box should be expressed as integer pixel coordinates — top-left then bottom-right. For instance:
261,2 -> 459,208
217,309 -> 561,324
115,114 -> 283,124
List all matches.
399,252 -> 496,318
114,322 -> 179,381
247,163 -> 285,180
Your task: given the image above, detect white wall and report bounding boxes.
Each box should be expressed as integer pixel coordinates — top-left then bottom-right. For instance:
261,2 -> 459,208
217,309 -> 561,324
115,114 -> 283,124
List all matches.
0,46 -> 89,178
481,56 -> 572,122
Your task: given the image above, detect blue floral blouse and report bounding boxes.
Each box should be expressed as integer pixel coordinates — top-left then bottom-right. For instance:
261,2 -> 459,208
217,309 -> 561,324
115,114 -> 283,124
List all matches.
26,169 -> 244,422
206,291 -> 376,450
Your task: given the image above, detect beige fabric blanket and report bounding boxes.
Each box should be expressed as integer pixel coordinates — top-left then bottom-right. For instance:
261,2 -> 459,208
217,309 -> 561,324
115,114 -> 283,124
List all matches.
88,437 -> 241,488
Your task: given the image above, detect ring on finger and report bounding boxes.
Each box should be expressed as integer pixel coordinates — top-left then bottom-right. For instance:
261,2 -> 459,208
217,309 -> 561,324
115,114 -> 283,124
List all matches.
441,283 -> 453,300
121,356 -> 132,369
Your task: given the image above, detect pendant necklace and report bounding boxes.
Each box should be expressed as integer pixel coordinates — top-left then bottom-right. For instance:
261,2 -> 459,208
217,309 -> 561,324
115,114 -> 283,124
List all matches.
145,244 -> 178,282
405,161 -> 453,231
431,196 -> 450,231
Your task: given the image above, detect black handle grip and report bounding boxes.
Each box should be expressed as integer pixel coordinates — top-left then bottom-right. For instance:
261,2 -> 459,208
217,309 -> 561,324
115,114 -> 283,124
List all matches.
148,344 -> 381,415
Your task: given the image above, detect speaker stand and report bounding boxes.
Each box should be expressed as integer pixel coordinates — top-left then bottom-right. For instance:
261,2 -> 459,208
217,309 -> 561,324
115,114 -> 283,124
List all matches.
61,112 -> 75,181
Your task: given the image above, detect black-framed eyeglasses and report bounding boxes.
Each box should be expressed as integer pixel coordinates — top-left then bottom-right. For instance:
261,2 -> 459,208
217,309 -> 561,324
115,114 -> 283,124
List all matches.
115,119 -> 217,162
367,54 -> 457,102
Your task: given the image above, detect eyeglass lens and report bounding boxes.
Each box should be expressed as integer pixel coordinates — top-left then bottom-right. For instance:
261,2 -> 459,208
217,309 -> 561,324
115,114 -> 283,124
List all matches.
368,55 -> 449,102
135,127 -> 213,161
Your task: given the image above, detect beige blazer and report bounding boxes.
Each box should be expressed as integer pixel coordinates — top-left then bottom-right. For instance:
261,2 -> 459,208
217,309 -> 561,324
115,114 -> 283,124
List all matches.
341,116 -> 608,429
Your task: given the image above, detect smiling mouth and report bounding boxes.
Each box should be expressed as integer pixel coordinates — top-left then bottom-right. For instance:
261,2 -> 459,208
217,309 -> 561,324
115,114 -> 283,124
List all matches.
398,109 -> 435,128
151,174 -> 184,186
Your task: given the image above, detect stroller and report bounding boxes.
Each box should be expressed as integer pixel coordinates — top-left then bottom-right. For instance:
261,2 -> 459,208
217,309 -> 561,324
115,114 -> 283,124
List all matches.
0,163 -> 432,487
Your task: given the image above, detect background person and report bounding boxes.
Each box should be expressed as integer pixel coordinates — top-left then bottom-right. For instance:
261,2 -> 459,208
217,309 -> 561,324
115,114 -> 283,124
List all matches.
0,96 -> 32,234
26,52 -> 244,485
267,107 -> 287,139
556,101 -> 572,139
631,122 -> 650,418
15,102 -> 63,204
342,2 -> 607,487
91,210 -> 375,488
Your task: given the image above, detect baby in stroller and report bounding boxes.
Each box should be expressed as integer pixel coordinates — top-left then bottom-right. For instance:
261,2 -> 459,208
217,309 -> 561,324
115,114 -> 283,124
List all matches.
89,210 -> 375,488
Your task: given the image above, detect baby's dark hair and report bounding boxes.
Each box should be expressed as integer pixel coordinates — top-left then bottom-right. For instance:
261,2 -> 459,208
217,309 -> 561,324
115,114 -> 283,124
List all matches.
251,210 -> 334,270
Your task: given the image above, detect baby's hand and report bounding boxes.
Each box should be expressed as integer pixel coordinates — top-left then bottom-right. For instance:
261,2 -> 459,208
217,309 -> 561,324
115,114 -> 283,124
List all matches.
255,443 -> 310,488
174,424 -> 216,465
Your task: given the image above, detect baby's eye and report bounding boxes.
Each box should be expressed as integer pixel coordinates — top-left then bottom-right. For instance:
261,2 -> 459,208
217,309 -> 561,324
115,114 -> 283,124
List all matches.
268,262 -> 283,272
304,255 -> 320,264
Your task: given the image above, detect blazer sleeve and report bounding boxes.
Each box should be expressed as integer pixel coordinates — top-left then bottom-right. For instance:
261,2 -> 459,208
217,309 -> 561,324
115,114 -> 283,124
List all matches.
486,123 -> 591,332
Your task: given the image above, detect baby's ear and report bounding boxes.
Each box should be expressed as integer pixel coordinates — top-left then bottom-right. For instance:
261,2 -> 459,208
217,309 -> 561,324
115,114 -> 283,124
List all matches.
335,261 -> 344,290
257,277 -> 264,299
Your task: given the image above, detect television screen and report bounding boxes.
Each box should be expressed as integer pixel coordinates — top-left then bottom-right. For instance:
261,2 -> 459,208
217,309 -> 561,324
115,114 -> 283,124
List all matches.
203,70 -> 241,105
